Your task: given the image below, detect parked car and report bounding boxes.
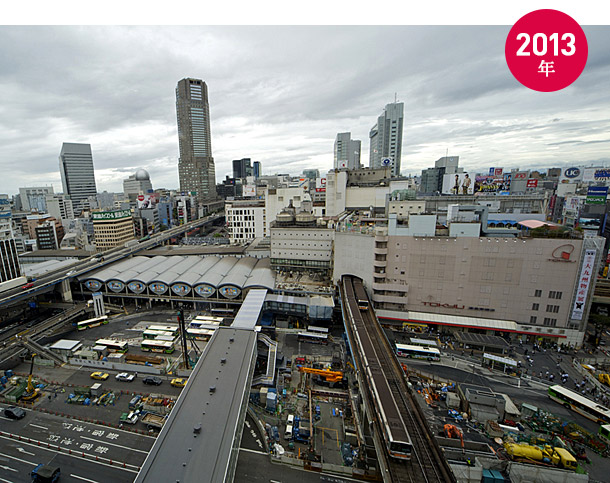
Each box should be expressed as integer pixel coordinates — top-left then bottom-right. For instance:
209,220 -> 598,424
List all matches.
4,406 -> 26,420
143,376 -> 162,386
21,282 -> 34,290
171,378 -> 187,388
116,372 -> 135,382
90,372 -> 109,380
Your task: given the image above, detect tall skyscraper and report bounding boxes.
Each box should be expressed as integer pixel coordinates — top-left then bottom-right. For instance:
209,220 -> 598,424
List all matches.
253,161 -> 261,178
369,102 -> 404,176
59,143 -> 97,216
0,194 -> 21,282
334,132 -> 361,170
176,78 -> 216,201
232,158 -> 252,179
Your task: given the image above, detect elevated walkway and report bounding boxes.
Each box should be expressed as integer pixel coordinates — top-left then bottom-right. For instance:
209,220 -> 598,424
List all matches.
20,337 -> 65,366
252,333 -> 277,386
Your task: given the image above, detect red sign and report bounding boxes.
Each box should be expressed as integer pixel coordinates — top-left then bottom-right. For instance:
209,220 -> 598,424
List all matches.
514,172 -> 528,179
526,179 -> 538,187
494,168 -> 503,176
137,195 -> 145,201
315,188 -> 326,193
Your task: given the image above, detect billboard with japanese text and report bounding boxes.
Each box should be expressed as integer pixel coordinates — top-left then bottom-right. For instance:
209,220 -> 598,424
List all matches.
571,249 -> 596,320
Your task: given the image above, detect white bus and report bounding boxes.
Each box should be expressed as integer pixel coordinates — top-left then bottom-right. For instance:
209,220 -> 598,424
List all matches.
548,385 -> 610,424
77,316 -> 109,331
307,326 -> 329,334
143,329 -> 175,340
95,338 -> 129,353
146,325 -> 179,337
141,339 -> 175,354
186,328 -> 215,341
395,343 -> 441,361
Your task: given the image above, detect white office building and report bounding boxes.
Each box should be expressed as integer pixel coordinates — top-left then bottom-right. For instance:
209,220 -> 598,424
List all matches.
369,101 -> 404,176
19,186 -> 54,213
334,132 -> 361,170
225,200 -> 267,243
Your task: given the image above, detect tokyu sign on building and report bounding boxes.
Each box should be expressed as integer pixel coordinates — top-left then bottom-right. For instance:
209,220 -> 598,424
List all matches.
92,210 -> 132,221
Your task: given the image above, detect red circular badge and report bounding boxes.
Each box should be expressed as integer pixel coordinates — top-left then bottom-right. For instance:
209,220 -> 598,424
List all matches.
505,9 -> 588,92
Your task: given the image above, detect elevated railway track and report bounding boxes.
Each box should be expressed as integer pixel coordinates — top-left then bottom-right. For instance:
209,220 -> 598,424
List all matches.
341,275 -> 455,483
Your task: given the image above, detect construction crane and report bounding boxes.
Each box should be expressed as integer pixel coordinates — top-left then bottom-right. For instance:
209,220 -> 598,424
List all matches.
298,367 -> 344,383
444,424 -> 464,451
22,353 -> 40,402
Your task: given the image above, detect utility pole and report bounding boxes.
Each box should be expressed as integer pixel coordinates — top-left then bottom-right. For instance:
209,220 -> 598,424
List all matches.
178,309 -> 189,369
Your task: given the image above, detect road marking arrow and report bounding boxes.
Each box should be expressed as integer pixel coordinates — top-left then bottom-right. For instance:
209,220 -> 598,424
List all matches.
16,447 -> 35,456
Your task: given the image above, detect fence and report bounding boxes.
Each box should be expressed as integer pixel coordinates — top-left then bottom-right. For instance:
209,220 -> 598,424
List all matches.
69,358 -> 162,375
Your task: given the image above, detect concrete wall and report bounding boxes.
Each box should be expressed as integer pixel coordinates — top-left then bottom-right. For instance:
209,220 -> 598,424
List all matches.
333,232 -> 375,290
69,358 -> 162,375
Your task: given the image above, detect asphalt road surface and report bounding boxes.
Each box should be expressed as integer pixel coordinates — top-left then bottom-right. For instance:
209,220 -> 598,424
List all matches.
0,402 -> 154,482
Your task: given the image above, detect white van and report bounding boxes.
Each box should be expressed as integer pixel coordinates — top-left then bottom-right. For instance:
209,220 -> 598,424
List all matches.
287,414 -> 294,425
284,424 -> 293,440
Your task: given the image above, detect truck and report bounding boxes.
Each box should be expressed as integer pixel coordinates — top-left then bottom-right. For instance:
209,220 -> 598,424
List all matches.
120,411 -> 139,425
141,412 -> 166,430
504,443 -> 577,470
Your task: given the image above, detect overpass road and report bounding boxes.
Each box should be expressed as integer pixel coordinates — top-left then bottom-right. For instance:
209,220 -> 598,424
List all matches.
0,214 -> 225,309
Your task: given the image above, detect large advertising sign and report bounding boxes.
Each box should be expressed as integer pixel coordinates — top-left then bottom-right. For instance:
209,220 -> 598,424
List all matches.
475,174 -> 511,193
242,185 -> 256,197
586,186 -> 609,205
442,173 -> 474,195
137,194 -> 155,209
526,179 -> 539,188
571,249 -> 597,320
559,166 -> 583,183
92,209 -> 132,220
316,177 -> 326,193
583,167 -> 610,183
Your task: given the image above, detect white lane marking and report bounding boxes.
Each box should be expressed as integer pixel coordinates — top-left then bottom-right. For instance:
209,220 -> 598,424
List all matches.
15,448 -> 35,456
28,424 -> 48,430
0,417 -> 13,422
239,447 -> 268,456
0,452 -> 36,466
0,477 -> 16,483
80,436 -> 149,454
70,474 -> 100,483
0,465 -> 17,472
0,435 -> 139,474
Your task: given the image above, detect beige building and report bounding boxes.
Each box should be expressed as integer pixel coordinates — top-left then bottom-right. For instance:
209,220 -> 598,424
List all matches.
333,213 -> 604,347
92,209 -> 135,252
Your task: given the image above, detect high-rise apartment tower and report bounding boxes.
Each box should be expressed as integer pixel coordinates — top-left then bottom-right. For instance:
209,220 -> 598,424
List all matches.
176,78 -> 216,201
369,102 -> 404,176
59,143 -> 98,216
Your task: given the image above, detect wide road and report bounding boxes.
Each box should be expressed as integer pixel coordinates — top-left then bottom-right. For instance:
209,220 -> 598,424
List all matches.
0,402 -> 154,482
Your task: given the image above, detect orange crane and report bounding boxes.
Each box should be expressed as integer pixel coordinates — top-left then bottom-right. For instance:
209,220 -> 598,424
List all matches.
298,367 -> 344,383
444,424 -> 464,450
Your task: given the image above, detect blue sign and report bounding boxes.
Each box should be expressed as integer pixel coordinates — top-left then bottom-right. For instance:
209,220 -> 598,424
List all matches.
29,302 -> 37,308
489,167 -> 495,176
564,167 -> 581,178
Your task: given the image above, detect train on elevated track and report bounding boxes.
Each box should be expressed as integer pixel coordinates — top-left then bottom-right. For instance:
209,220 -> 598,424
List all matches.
345,275 -> 413,461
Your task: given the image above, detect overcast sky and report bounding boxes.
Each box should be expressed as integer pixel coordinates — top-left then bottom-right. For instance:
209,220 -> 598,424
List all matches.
1,25 -> 609,195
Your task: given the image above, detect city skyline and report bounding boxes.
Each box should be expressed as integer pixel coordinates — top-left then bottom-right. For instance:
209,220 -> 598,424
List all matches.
1,25 -> 610,194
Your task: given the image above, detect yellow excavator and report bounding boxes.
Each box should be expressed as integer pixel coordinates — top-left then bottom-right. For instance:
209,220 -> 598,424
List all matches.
298,367 -> 344,383
22,353 -> 40,402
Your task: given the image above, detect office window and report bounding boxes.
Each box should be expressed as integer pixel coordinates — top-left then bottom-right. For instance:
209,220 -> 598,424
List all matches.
530,316 -> 537,324
532,303 -> 539,311
534,289 -> 542,297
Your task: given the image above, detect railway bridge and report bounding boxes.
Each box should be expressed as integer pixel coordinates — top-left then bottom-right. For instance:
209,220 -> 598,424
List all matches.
340,275 -> 455,483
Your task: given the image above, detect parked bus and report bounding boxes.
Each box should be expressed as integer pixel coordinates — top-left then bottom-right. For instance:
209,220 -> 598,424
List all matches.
192,315 -> 224,324
95,339 -> 129,353
548,385 -> 610,424
210,308 -> 235,317
141,339 -> 175,354
395,343 -> 441,361
186,328 -> 215,341
297,331 -> 328,345
77,316 -> 109,331
189,319 -> 222,329
142,329 -> 175,340
145,325 -> 179,337
307,326 -> 329,335
409,338 -> 438,348
599,424 -> 610,445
